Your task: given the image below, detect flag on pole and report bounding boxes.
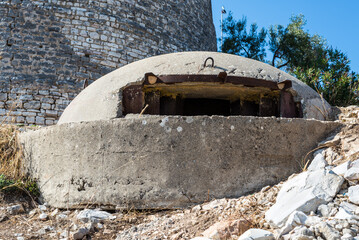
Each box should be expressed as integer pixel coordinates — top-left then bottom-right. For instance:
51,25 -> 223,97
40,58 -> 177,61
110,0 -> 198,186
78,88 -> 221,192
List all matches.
221,6 -> 226,14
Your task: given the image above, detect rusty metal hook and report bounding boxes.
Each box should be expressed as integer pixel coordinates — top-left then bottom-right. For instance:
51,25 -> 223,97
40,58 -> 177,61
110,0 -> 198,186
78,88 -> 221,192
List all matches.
203,57 -> 214,68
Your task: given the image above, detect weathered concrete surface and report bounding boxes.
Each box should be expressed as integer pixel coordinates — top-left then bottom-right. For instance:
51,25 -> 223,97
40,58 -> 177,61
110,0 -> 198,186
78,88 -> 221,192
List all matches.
20,116 -> 341,209
58,52 -> 332,124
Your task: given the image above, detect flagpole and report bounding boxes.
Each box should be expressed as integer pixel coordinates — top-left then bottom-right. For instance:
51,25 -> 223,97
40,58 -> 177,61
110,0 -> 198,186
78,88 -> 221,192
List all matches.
221,6 -> 226,52
221,9 -> 223,52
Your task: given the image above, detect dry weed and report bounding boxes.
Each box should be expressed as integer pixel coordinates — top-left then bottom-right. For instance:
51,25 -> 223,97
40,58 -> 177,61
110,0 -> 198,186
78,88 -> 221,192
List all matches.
0,124 -> 23,179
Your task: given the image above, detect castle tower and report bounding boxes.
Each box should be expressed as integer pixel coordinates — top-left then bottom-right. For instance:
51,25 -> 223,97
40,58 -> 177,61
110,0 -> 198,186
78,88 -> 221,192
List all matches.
0,0 -> 216,125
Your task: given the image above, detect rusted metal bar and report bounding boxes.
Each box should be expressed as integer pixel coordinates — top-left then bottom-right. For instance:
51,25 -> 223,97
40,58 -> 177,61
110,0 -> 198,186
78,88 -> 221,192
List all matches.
147,75 -> 284,90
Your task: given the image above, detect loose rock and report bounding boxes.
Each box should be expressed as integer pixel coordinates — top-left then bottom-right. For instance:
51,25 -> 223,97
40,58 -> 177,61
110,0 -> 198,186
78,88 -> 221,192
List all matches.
333,161 -> 352,176
317,222 -> 341,240
73,227 -> 89,240
77,209 -> 112,223
202,219 -> 251,239
348,186 -> 359,204
6,205 -> 24,215
238,228 -> 274,240
39,213 -> 48,221
308,153 -> 328,171
265,169 -> 343,227
345,168 -> 359,181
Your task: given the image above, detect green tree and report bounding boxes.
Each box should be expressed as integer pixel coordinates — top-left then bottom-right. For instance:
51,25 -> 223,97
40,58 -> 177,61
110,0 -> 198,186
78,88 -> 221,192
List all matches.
268,14 -> 327,70
221,13 -> 359,106
293,48 -> 359,106
222,12 -> 267,61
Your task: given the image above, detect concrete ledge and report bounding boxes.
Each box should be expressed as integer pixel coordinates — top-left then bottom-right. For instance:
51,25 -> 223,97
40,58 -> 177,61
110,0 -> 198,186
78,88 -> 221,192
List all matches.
20,116 -> 341,209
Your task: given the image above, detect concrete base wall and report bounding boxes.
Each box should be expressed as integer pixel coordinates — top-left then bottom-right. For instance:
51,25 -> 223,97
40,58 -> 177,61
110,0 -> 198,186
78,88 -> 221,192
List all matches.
20,116 -> 341,209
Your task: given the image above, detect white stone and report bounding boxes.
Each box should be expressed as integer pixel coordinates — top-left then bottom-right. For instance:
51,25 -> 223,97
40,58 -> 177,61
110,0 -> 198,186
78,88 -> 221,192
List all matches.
284,225 -> 315,240
202,199 -> 225,210
56,214 -> 68,220
265,169 -> 343,227
332,161 -> 352,176
39,213 -> 48,221
335,207 -> 358,220
308,153 -> 327,171
279,211 -> 308,236
342,229 -> 355,237
77,209 -> 112,223
191,238 -> 211,240
345,168 -> 359,181
38,205 -> 47,211
316,222 -> 341,240
304,215 -> 321,226
340,202 -> 359,214
348,186 -> 359,204
318,204 -> 331,217
351,159 -> 359,168
238,229 -> 274,240
341,233 -> 354,240
50,209 -> 58,217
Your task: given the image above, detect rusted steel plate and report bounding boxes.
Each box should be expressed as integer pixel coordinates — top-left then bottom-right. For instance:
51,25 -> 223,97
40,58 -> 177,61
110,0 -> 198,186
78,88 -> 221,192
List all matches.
280,91 -> 297,118
122,85 -> 144,114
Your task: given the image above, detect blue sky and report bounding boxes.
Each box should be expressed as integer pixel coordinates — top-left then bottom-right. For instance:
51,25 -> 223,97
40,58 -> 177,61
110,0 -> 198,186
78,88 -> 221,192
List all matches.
211,0 -> 359,73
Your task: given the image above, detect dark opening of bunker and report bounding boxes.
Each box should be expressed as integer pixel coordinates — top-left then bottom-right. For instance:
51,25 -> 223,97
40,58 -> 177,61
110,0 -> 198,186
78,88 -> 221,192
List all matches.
122,73 -> 303,118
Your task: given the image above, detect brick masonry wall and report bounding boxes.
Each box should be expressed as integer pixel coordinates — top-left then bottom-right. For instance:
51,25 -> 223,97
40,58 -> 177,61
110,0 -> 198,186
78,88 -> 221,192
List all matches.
0,0 -> 217,125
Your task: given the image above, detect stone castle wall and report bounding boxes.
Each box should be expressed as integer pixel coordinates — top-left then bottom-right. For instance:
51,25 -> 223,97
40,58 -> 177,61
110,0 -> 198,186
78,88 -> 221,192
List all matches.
0,0 -> 217,125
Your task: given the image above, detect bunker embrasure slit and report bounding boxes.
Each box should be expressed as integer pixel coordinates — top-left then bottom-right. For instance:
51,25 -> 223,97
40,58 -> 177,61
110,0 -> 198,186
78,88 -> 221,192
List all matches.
122,73 -> 303,118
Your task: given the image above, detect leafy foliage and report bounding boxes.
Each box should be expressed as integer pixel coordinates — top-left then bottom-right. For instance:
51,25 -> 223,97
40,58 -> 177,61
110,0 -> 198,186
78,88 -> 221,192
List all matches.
0,174 -> 40,197
268,15 -> 327,70
222,12 -> 267,61
221,13 -> 359,106
293,48 -> 359,106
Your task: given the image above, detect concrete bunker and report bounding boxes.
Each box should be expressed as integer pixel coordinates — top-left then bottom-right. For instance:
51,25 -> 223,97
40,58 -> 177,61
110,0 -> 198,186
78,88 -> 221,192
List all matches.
20,52 -> 340,210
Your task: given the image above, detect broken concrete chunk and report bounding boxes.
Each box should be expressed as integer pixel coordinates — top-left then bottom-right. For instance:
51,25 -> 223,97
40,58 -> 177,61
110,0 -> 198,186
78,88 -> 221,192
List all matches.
77,209 -> 112,223
344,168 -> 359,181
348,186 -> 359,205
316,222 -> 341,240
308,153 -> 328,171
332,161 -> 351,176
238,229 -> 274,240
265,169 -> 343,227
279,211 -> 308,236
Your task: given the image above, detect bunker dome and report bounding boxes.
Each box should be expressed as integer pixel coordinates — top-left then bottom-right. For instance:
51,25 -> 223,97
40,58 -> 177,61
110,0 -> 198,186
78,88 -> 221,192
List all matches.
59,51 -> 331,124
20,52 -> 340,210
